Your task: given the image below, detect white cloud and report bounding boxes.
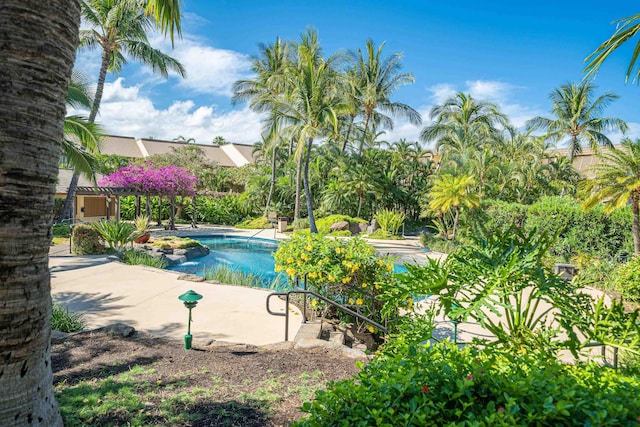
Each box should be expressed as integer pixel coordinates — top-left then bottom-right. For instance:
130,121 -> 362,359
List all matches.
152,34 -> 253,96
427,83 -> 457,105
70,78 -> 263,145
466,80 -> 514,102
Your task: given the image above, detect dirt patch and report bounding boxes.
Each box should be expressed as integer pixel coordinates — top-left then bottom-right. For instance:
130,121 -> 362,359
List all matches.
52,331 -> 364,426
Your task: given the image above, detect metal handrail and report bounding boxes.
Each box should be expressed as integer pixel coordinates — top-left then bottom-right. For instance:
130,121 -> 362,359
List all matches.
266,288 -> 388,342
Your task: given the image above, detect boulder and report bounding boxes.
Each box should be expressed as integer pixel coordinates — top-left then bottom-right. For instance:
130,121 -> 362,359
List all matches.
366,218 -> 379,234
330,221 -> 350,232
349,222 -> 367,235
95,323 -> 136,338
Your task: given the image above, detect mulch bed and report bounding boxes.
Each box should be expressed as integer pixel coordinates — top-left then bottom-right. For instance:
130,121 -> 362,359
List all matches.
52,331 -> 364,426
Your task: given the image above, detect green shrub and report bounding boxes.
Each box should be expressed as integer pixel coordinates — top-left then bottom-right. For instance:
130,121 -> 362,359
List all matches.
194,194 -> 256,225
71,224 -> 105,255
235,216 -> 271,229
611,256 -> 640,301
149,236 -> 201,249
274,234 -> 399,332
52,223 -> 71,238
374,209 -> 405,236
177,240 -> 202,249
121,249 -> 168,269
291,218 -> 310,230
418,232 -> 456,253
571,253 -> 618,293
92,219 -> 137,252
51,303 -> 86,333
295,342 -> 640,427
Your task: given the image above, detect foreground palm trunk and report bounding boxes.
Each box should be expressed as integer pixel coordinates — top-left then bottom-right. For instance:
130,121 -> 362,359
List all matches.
0,1 -> 80,425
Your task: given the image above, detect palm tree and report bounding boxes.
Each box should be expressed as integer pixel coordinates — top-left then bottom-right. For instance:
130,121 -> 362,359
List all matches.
581,138 -> 640,254
350,39 -> 422,155
274,29 -> 345,233
526,82 -> 627,163
429,174 -> 480,242
421,92 -> 507,162
0,1 -> 181,424
57,0 -> 186,222
585,14 -> 640,83
62,72 -> 104,182
233,38 -> 293,217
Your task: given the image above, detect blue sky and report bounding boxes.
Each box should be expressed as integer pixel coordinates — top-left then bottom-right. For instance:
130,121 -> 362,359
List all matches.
73,1 -> 640,146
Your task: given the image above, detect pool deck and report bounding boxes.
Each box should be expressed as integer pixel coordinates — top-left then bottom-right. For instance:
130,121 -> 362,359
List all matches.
50,226 -> 436,346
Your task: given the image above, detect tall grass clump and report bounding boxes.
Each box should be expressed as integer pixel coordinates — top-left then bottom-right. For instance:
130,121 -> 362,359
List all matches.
51,303 -> 86,333
374,209 -> 405,236
121,249 -> 168,269
204,265 -> 267,288
92,219 -> 137,251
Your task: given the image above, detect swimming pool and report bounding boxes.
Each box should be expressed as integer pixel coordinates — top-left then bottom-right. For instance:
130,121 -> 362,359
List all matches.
167,235 -> 409,289
167,235 -> 281,285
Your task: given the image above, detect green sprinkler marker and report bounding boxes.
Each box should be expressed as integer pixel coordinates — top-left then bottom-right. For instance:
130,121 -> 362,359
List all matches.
178,290 -> 203,350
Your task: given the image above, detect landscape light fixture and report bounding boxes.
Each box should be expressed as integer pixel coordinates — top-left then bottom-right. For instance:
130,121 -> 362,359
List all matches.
178,289 -> 203,350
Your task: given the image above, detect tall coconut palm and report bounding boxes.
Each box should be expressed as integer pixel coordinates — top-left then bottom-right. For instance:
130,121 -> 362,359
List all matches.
233,38 -> 293,217
429,174 -> 480,242
57,0 -> 186,222
585,14 -> 640,83
581,138 -> 640,254
350,39 -> 422,155
526,81 -> 627,163
274,29 -> 345,233
421,92 -> 508,156
0,1 -> 181,424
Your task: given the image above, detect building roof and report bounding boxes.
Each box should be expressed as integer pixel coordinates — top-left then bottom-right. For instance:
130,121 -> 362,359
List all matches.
547,144 -> 623,178
100,135 -> 143,158
97,135 -> 251,168
56,169 -> 101,195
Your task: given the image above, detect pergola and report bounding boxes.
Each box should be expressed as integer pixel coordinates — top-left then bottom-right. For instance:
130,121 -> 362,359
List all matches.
75,186 -> 143,221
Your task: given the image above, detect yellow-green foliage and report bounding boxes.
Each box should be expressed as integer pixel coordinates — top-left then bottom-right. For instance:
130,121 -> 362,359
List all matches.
235,216 -> 271,229
149,236 -> 201,249
302,215 -> 367,234
274,233 -> 400,331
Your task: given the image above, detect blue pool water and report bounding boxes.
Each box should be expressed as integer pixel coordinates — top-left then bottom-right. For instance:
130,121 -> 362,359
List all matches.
167,235 -> 410,289
167,236 -> 281,285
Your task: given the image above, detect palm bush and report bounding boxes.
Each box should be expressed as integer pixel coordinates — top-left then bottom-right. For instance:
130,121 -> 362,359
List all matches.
373,209 -> 405,236
91,219 -> 136,251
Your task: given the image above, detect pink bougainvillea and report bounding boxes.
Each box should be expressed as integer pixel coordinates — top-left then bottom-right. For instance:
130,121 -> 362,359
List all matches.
100,161 -> 197,197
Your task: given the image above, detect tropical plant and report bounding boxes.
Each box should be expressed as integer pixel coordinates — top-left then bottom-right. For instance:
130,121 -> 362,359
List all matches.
203,265 -> 271,289
295,341 -> 640,427
275,29 -> 345,233
428,174 -> 479,242
121,249 -> 167,268
91,219 -> 137,251
585,13 -> 640,83
133,215 -> 150,234
373,209 -> 405,236
51,303 -> 86,333
0,1 -> 182,424
61,71 -> 103,184
526,81 -> 627,163
581,138 -> 640,254
348,39 -> 421,155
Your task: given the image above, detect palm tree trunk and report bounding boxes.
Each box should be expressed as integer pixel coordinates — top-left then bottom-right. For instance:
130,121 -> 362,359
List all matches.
632,196 -> 640,255
264,143 -> 277,216
303,138 -> 318,233
57,172 -> 79,222
191,196 -> 198,228
568,136 -> 577,164
294,151 -> 303,221
341,115 -> 355,153
0,2 -> 79,425
451,206 -> 460,243
89,46 -> 111,123
358,114 -> 371,156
